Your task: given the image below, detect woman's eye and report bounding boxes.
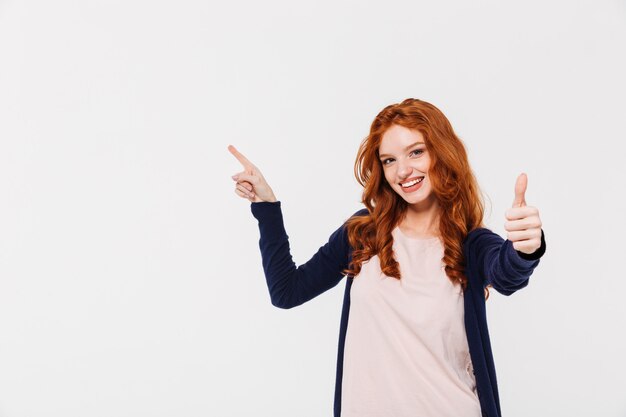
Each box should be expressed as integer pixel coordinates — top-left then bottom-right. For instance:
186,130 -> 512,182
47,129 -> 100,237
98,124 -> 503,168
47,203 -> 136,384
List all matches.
382,150 -> 422,165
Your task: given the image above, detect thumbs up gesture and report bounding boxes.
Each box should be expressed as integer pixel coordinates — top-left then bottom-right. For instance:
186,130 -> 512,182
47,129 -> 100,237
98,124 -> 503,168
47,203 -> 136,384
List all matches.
504,173 -> 543,255
228,145 -> 278,203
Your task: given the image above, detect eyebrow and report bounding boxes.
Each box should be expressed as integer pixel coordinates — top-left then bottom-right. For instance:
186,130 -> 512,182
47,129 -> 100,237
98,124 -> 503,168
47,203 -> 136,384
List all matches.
379,141 -> 425,159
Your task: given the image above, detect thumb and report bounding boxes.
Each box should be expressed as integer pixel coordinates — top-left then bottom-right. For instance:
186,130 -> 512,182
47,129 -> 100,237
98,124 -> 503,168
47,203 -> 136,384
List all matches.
512,173 -> 527,208
232,172 -> 257,185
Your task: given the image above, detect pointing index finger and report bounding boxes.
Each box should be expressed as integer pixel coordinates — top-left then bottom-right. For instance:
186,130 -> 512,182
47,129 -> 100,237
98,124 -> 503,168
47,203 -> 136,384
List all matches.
228,145 -> 255,171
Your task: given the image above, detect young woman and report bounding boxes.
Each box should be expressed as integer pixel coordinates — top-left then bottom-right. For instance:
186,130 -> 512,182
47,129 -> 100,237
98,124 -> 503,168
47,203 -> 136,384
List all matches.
228,98 -> 546,417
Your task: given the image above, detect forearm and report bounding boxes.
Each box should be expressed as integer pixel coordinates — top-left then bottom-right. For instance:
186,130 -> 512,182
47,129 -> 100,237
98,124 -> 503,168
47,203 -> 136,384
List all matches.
486,229 -> 546,295
251,201 -> 349,309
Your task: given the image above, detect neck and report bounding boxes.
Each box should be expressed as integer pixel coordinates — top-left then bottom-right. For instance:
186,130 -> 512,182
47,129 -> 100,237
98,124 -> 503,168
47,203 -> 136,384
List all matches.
400,198 -> 441,236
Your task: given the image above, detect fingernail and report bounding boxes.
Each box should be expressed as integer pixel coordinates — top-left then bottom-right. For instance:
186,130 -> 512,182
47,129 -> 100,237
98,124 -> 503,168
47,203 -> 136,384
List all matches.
232,175 -> 238,180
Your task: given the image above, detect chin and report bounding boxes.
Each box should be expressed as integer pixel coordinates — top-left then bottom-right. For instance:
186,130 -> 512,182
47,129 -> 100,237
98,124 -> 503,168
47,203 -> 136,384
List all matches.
395,188 -> 432,205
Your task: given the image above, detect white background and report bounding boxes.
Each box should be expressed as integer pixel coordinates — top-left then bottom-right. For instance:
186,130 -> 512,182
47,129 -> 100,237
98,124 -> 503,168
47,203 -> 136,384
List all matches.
1,0 -> 625,416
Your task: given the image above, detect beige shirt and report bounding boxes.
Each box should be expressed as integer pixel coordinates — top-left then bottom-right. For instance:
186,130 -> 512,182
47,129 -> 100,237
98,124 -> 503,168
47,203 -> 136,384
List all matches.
341,226 -> 481,417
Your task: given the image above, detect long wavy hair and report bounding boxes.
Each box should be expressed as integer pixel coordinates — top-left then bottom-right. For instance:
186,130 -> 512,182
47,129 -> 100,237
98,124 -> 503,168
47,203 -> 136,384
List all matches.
342,98 -> 486,291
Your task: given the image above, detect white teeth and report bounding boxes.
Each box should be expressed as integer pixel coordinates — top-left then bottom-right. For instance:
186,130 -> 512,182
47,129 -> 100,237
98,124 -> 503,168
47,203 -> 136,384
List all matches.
401,177 -> 424,187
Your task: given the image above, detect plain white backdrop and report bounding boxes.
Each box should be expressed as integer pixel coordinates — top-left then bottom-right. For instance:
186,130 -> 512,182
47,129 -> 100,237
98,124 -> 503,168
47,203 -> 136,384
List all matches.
1,0 -> 625,416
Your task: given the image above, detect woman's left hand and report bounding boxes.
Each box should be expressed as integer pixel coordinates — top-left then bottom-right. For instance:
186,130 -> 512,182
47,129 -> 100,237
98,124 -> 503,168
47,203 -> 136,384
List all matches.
504,173 -> 543,254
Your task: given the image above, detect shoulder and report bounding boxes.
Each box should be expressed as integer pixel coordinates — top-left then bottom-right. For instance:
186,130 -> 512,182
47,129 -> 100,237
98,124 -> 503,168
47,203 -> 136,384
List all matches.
329,207 -> 370,248
352,208 -> 370,218
343,207 -> 370,229
328,206 -> 369,240
340,207 -> 370,232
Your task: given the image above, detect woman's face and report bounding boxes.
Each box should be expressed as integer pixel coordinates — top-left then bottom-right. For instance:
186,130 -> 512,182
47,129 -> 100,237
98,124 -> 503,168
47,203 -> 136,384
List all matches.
378,124 -> 435,207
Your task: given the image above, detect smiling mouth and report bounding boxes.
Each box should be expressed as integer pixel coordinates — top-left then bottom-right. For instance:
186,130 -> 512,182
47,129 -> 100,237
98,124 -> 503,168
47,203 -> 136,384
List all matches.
401,177 -> 424,188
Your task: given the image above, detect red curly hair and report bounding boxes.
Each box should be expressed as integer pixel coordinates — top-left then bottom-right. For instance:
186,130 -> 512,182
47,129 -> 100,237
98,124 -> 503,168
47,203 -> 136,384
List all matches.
342,98 -> 486,291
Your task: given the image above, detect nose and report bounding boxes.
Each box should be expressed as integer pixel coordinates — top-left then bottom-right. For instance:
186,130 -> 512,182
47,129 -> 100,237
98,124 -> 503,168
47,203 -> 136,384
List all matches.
397,161 -> 412,179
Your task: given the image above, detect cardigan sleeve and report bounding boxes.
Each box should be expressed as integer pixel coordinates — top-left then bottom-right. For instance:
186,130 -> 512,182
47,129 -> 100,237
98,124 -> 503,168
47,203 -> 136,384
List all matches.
250,201 -> 368,309
464,227 -> 547,296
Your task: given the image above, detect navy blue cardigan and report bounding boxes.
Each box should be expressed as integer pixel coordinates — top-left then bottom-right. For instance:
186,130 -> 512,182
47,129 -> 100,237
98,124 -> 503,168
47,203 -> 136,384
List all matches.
251,201 -> 546,417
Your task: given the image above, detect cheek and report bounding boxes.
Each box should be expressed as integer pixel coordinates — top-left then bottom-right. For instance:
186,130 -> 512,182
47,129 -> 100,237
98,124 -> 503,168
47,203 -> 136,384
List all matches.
422,156 -> 432,172
383,169 -> 396,186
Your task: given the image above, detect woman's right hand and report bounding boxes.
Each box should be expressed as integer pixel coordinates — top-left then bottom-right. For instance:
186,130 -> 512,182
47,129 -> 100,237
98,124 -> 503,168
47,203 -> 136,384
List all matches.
228,145 -> 278,203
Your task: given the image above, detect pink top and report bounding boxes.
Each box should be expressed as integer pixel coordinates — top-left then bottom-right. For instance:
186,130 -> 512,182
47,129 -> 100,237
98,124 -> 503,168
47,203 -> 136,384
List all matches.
341,226 -> 481,417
